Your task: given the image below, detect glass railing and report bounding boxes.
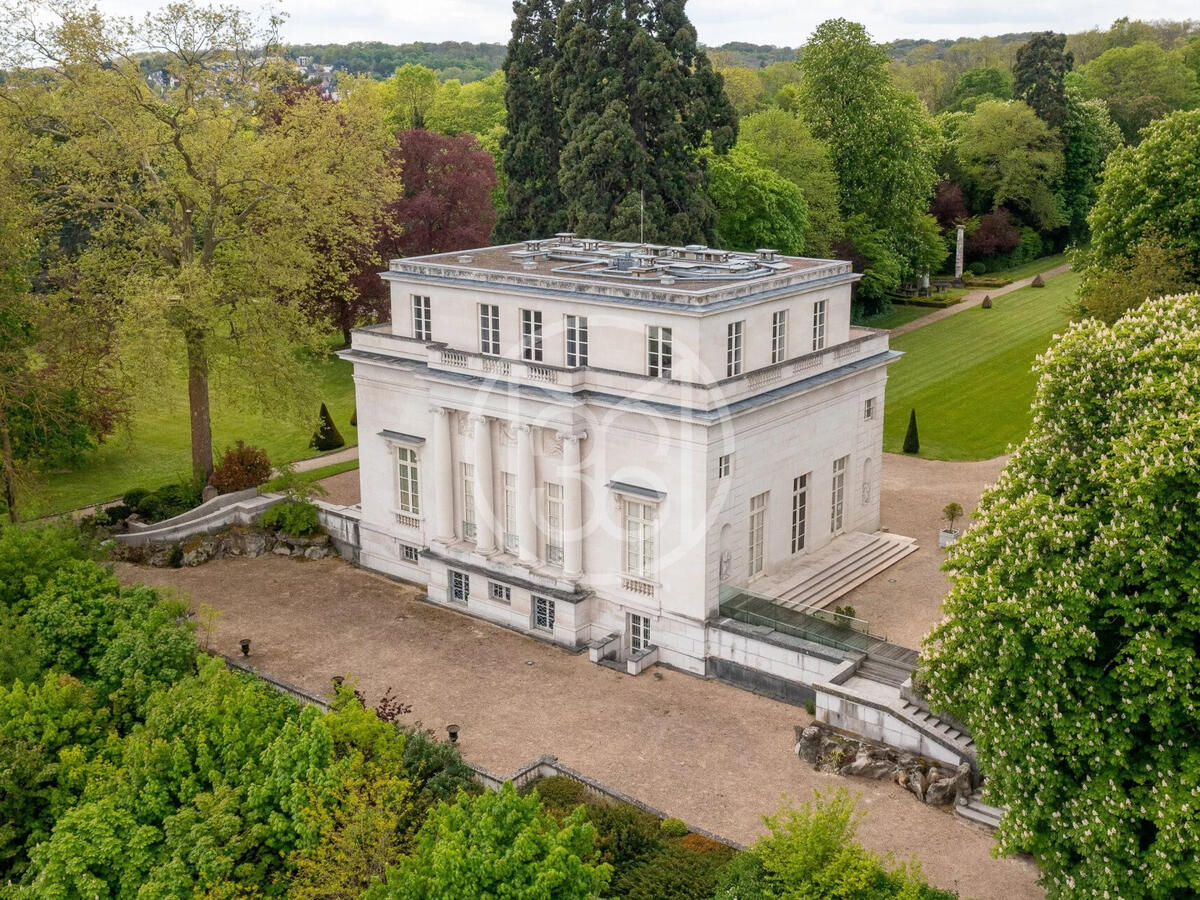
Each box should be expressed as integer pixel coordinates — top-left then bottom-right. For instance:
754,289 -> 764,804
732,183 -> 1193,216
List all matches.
717,584 -> 876,654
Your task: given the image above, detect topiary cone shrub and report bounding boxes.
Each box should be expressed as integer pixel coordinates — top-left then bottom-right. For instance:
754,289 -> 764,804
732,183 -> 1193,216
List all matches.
981,294 -> 992,308
1030,273 -> 1045,288
349,406 -> 358,427
310,402 -> 345,451
902,408 -> 920,454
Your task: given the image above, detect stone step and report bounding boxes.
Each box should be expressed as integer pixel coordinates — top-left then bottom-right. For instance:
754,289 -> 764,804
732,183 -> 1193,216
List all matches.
856,658 -> 912,688
782,536 -> 910,603
777,534 -> 917,611
955,801 -> 1003,829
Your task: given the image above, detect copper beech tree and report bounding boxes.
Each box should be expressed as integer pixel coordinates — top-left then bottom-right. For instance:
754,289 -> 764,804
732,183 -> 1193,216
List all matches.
1,1 -> 396,482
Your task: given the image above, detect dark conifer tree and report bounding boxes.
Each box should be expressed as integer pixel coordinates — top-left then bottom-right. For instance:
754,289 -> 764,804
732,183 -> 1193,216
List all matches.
902,408 -> 920,454
1013,32 -> 1073,129
495,0 -> 566,242
501,0 -> 735,244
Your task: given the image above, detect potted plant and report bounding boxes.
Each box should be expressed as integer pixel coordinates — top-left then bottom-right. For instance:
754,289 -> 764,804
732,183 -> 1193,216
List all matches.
939,502 -> 964,548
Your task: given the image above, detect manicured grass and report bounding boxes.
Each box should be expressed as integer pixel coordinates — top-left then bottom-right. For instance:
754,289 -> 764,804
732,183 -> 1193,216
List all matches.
883,271 -> 1079,460
997,253 -> 1068,281
263,459 -> 359,493
860,305 -> 936,330
31,339 -> 358,516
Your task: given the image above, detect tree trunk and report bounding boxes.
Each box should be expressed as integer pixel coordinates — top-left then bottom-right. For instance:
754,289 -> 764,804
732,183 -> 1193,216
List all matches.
185,330 -> 214,484
0,410 -> 18,523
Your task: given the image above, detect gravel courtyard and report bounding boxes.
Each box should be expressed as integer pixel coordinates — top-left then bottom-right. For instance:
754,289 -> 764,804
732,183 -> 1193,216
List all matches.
115,552 -> 1041,900
839,453 -> 1008,648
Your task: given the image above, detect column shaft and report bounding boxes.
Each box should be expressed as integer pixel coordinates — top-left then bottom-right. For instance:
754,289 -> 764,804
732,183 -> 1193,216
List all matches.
517,424 -> 538,564
561,433 -> 584,579
472,415 -> 496,554
431,408 -> 455,542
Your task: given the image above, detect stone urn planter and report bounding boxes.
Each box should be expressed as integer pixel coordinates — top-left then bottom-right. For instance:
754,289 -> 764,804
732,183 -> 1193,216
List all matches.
939,528 -> 960,548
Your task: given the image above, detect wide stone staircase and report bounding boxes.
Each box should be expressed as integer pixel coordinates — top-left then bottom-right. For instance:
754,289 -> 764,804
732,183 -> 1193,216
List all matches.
760,531 -> 918,612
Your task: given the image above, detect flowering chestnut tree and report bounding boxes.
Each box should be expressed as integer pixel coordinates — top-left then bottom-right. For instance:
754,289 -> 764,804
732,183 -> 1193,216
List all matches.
921,292 -> 1200,898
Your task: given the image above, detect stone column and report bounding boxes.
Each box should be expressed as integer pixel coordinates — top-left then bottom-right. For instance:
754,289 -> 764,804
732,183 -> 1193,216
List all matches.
516,424 -> 538,565
470,414 -> 496,554
559,432 -> 585,579
429,407 -> 455,543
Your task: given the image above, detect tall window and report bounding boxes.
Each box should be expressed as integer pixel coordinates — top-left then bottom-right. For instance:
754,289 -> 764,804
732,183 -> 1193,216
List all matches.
396,447 -> 419,514
545,482 -> 564,565
812,300 -> 827,351
502,472 -> 518,554
864,397 -> 876,420
623,500 -> 656,579
450,570 -> 470,603
791,474 -> 809,554
831,455 -> 847,533
771,310 -> 788,363
726,321 -> 744,377
717,454 -> 732,478
461,462 -> 476,540
565,315 -> 588,367
647,326 -> 672,378
480,304 -> 500,355
521,309 -> 543,361
533,595 -> 556,632
748,492 -> 768,577
630,613 -> 651,652
412,295 -> 432,341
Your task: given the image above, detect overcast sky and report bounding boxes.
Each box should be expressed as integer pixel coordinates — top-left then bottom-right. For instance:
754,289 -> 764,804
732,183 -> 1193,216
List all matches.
92,0 -> 1198,47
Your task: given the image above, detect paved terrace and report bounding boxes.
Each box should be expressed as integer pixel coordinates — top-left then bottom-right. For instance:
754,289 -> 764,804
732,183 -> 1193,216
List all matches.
116,556 -> 1042,900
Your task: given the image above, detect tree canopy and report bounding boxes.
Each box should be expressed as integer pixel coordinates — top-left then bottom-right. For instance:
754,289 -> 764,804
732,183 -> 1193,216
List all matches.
1074,42 -> 1200,142
799,18 -> 942,311
1086,108 -> 1200,281
707,147 -> 809,256
499,0 -> 736,244
0,1 -> 395,482
736,109 -> 842,255
364,784 -> 610,899
1013,31 -> 1074,128
921,291 -> 1200,898
954,100 -> 1065,231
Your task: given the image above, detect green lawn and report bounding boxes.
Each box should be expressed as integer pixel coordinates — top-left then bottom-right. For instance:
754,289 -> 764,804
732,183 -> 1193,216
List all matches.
883,271 -> 1079,460
31,339 -> 358,516
860,305 -> 936,330
997,253 -> 1068,281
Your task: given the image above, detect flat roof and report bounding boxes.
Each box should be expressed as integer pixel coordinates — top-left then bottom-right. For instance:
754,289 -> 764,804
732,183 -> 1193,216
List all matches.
384,236 -> 856,308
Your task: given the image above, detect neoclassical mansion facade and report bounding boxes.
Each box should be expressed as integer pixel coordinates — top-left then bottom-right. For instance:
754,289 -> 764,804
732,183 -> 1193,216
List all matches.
342,235 -> 899,675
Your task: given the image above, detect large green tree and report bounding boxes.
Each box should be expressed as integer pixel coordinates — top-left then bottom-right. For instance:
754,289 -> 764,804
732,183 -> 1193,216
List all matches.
1,2 -> 393,483
0,123 -> 116,521
495,0 -> 567,241
1074,42 -> 1200,142
736,109 -> 842,255
500,0 -> 735,244
1059,86 -> 1122,242
364,783 -> 610,899
949,65 -> 1014,112
1086,108 -> 1200,281
954,99 -> 1065,231
921,291 -> 1200,898
554,0 -> 736,244
1013,31 -> 1074,128
707,147 -> 809,255
714,790 -> 954,899
798,19 -> 943,311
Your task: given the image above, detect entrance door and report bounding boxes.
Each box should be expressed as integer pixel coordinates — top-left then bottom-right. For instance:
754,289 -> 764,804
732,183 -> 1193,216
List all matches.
629,613 -> 651,652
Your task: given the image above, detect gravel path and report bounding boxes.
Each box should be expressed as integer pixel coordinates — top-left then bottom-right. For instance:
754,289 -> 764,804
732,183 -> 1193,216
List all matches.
890,264 -> 1072,337
114,552 -> 1042,900
840,452 -> 1006,648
